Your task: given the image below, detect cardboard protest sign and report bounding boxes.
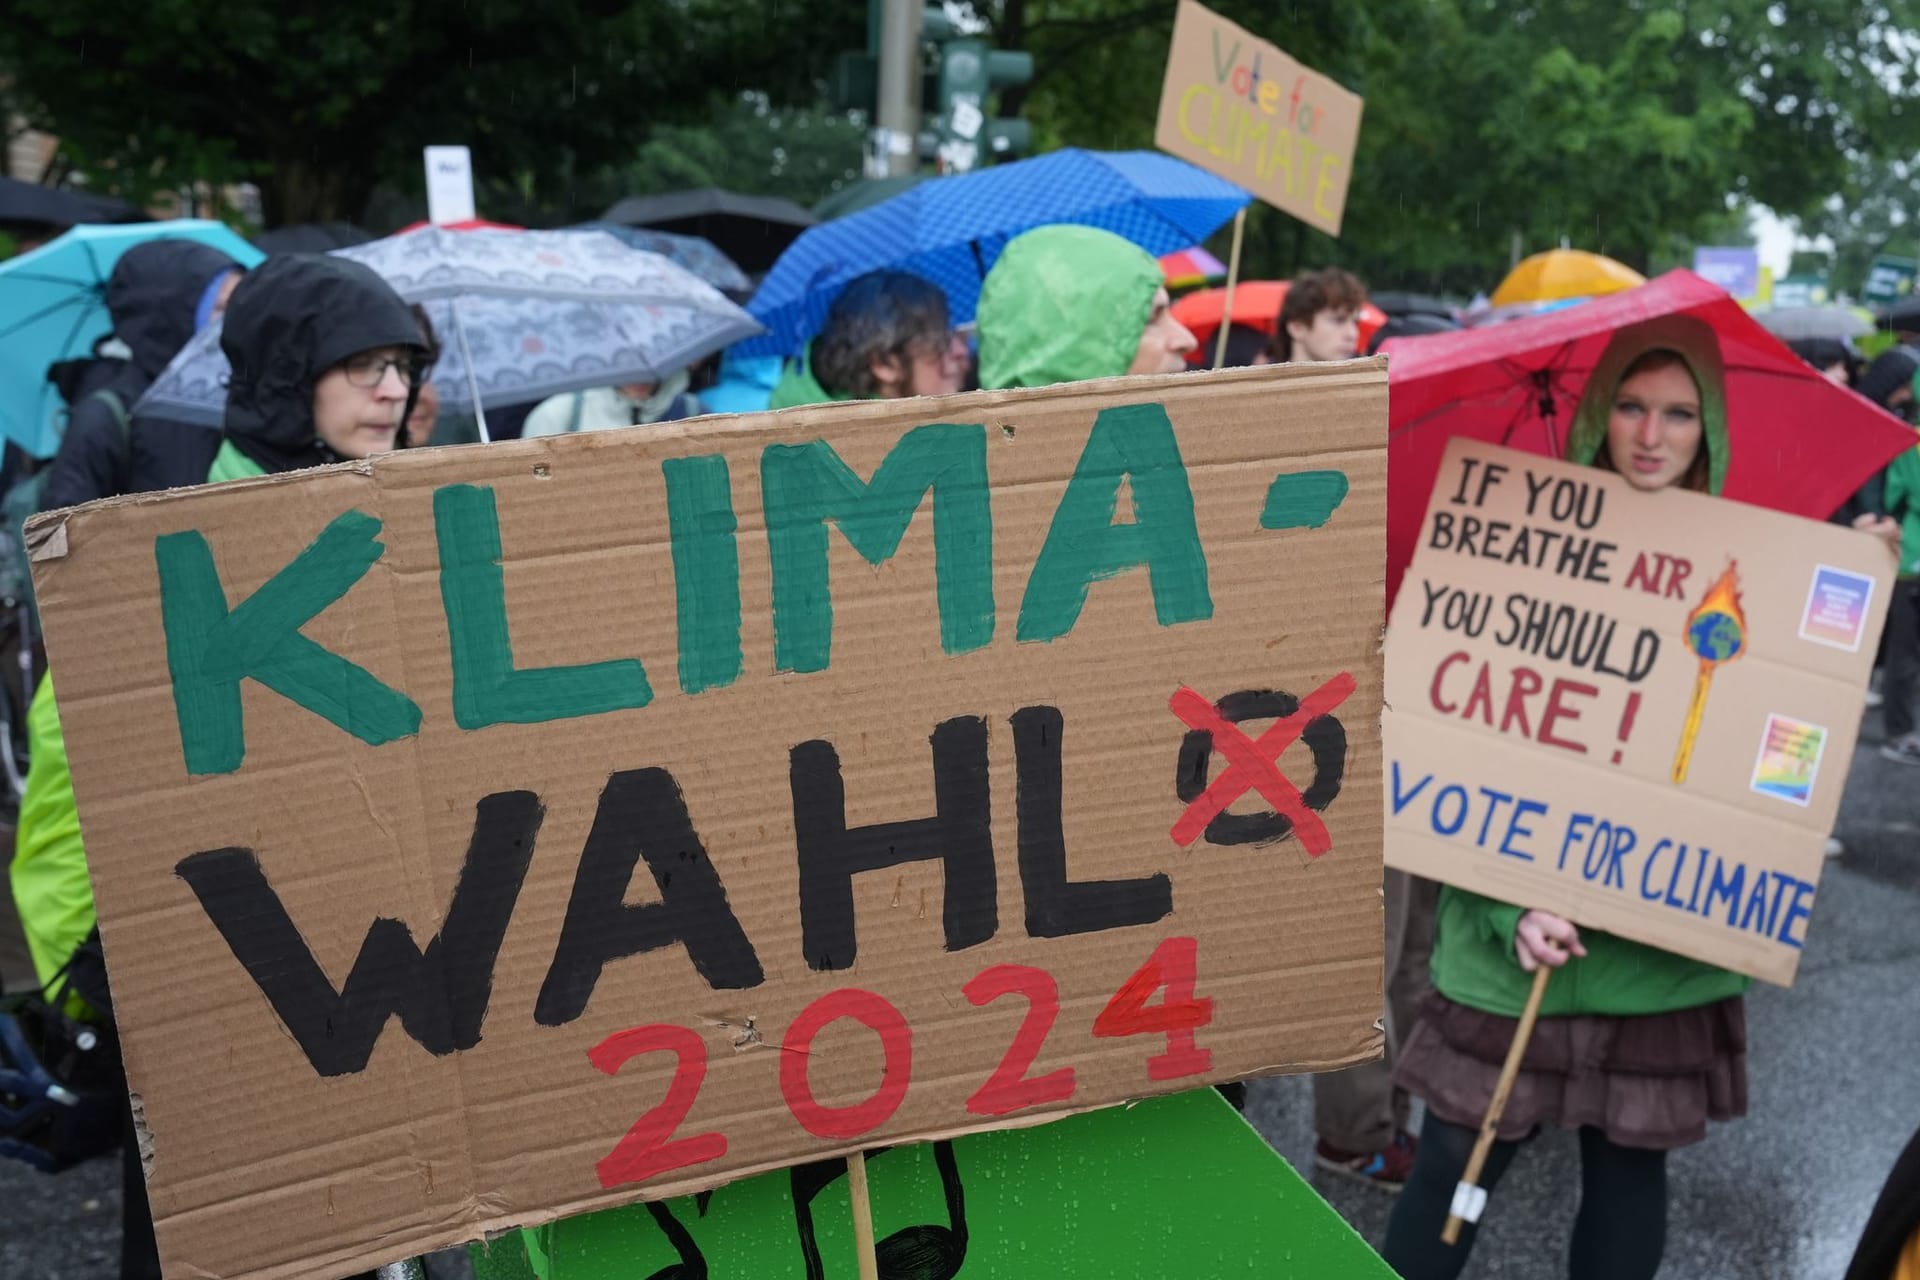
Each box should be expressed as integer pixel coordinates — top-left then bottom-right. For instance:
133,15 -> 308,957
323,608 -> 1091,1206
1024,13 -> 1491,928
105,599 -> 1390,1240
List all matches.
1155,0 -> 1364,236
31,361 -> 1387,1279
470,1090 -> 1397,1279
1384,440 -> 1892,985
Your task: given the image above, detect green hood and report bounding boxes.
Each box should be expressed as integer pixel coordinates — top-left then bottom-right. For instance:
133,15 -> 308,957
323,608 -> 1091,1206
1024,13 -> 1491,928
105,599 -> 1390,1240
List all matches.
1564,315 -> 1731,495
977,225 -> 1162,390
767,343 -> 854,410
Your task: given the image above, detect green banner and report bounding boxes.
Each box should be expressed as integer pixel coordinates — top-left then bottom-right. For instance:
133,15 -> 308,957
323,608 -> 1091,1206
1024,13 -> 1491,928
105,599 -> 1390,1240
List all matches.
470,1090 -> 1393,1279
1865,255 -> 1918,306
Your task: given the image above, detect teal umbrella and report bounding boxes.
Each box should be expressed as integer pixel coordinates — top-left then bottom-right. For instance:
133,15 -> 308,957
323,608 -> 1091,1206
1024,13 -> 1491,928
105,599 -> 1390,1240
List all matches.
0,219 -> 262,457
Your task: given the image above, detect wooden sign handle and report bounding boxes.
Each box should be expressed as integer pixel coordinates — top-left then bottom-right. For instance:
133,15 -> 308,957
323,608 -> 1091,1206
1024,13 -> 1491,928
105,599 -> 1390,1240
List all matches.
1211,207 -> 1249,371
847,1148 -> 881,1280
1441,965 -> 1552,1245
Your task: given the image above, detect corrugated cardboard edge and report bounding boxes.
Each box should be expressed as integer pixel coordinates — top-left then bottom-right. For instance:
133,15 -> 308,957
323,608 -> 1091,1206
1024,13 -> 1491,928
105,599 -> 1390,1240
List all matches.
24,356 -> 1391,526
25,513 -> 67,562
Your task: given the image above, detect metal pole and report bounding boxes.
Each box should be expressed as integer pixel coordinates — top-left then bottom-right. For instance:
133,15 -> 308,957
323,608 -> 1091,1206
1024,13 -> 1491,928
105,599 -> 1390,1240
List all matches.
448,299 -> 491,444
875,0 -> 923,178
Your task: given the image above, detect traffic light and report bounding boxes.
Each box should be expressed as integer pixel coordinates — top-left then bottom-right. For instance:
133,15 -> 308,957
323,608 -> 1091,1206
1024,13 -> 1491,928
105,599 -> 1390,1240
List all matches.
833,5 -> 1033,173
923,11 -> 1032,172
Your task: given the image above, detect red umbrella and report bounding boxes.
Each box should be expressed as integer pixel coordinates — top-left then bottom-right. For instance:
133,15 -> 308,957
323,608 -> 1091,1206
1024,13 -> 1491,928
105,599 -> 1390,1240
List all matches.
1379,270 -> 1916,608
395,218 -> 524,234
1171,281 -> 1389,364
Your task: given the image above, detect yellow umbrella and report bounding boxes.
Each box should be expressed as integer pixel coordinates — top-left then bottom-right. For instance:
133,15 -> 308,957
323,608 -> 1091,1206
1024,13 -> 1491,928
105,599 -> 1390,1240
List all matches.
1492,250 -> 1646,307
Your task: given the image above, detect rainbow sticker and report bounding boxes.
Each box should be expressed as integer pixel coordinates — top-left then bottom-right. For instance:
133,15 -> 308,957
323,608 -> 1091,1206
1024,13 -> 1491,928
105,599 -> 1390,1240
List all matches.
1799,565 -> 1876,653
1749,714 -> 1827,807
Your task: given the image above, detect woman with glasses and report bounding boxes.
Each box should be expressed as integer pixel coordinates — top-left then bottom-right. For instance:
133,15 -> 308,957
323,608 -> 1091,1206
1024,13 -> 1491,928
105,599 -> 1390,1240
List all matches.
208,254 -> 432,478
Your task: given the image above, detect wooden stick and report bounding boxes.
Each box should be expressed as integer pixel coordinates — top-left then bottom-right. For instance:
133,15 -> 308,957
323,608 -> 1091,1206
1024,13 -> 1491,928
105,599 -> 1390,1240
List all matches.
1211,207 -> 1249,371
846,1149 -> 880,1280
1441,965 -> 1552,1245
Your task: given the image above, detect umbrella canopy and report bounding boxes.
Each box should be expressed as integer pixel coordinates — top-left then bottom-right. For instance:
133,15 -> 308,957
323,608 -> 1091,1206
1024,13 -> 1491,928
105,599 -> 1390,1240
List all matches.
601,189 -> 815,275
741,149 -> 1251,358
138,228 -> 761,430
571,222 -> 751,295
394,218 -> 525,235
1379,270 -> 1917,607
1371,290 -> 1456,320
0,219 -> 262,457
813,175 -> 929,222
1492,250 -> 1645,307
0,176 -> 144,233
253,222 -> 374,255
1169,280 -> 1389,361
1754,305 -> 1873,343
1160,247 -> 1227,290
1885,297 -> 1920,333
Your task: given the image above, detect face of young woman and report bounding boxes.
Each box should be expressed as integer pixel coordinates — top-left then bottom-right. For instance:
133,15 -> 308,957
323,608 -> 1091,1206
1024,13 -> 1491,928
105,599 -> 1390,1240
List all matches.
1605,363 -> 1703,492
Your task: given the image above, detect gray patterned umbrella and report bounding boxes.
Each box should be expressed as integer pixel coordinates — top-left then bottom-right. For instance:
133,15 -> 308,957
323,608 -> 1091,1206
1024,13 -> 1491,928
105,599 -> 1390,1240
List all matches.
138,227 -> 762,439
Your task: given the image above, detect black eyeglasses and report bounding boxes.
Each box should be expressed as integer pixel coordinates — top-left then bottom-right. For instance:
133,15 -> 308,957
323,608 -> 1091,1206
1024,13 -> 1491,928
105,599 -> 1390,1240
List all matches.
341,352 -> 417,388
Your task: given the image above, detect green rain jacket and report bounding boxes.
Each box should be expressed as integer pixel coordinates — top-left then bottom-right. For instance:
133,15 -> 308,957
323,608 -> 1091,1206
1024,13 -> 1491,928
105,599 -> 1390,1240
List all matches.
766,343 -> 852,410
1432,316 -> 1751,1019
1881,433 -> 1920,579
11,442 -> 265,991
12,677 -> 88,989
975,225 -> 1163,390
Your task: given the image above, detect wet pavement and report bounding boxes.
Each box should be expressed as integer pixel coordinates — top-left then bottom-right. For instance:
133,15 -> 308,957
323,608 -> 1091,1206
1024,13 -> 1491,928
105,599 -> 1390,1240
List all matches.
1,710 -> 1915,1278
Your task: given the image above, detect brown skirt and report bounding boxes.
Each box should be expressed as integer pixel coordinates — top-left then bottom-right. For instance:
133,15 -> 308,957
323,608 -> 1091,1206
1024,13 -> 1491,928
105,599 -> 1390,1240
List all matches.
1394,992 -> 1748,1151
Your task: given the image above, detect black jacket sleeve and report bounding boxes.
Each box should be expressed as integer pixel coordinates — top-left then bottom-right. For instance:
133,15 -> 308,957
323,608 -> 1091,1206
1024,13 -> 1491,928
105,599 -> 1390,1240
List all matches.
1831,470 -> 1888,527
39,396 -> 129,512
1845,1123 -> 1920,1280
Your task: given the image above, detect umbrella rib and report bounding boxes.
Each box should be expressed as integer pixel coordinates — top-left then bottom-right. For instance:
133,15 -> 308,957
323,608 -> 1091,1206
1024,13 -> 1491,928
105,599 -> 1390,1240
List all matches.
0,269 -> 97,289
49,300 -> 103,390
82,239 -> 107,292
0,293 -> 89,341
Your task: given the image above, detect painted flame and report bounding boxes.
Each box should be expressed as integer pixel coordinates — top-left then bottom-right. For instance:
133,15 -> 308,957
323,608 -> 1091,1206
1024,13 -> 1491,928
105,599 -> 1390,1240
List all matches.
1683,560 -> 1746,661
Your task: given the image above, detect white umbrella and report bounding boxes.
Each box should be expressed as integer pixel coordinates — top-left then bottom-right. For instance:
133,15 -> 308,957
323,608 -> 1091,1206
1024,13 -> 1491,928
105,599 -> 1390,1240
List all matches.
140,228 -> 763,440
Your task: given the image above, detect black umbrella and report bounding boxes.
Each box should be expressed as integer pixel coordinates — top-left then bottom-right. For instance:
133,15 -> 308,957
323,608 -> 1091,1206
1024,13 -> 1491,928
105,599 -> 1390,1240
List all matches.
812,174 -> 929,221
0,176 -> 144,234
601,188 -> 815,274
1884,297 -> 1920,335
1365,311 -> 1459,354
252,222 -> 374,255
1370,290 -> 1456,320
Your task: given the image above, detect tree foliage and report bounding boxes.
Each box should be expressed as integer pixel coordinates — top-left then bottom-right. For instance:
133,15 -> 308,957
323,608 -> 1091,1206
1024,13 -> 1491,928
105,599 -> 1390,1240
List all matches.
970,0 -> 1920,291
0,0 -> 861,225
4,0 -> 1917,295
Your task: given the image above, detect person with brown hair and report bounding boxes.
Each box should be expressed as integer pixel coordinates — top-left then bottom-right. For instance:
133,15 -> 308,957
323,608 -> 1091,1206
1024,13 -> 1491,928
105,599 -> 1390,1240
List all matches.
1271,267 -> 1368,364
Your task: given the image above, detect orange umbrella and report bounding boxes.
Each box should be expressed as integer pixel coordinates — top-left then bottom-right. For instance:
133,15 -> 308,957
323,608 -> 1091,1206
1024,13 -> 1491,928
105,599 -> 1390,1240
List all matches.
1171,280 -> 1388,362
1491,250 -> 1644,307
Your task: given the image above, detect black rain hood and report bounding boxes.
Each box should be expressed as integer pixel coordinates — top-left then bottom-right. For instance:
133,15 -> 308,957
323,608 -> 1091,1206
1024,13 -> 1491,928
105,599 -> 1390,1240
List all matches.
108,238 -> 244,379
220,254 -> 427,474
1857,345 -> 1920,414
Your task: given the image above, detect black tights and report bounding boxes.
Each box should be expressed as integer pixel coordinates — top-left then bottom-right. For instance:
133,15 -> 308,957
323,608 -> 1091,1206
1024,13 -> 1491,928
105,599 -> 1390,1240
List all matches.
1381,1116 -> 1668,1280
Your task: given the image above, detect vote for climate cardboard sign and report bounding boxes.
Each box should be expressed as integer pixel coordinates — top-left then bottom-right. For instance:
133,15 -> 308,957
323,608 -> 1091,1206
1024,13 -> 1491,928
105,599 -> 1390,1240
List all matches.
33,363 -> 1387,1280
1385,439 -> 1892,985
1155,0 -> 1365,235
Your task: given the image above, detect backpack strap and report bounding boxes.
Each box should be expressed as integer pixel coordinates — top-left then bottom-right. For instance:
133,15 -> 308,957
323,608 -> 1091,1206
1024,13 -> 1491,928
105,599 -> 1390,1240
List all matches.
88,389 -> 134,495
91,389 -> 131,444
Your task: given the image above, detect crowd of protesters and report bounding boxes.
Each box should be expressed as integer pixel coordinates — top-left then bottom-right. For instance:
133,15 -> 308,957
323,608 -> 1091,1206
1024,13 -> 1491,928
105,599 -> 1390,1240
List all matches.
5,215 -> 1920,1280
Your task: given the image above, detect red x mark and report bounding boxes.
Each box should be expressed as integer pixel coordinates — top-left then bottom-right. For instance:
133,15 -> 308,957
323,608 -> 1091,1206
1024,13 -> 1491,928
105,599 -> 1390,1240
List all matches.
1168,672 -> 1357,855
